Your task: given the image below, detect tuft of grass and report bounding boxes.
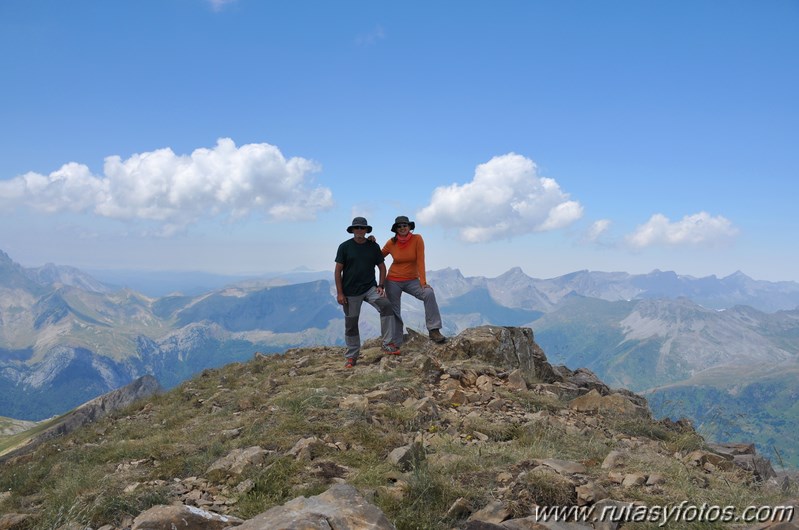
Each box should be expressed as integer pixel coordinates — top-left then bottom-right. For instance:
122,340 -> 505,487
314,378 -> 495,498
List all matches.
461,415 -> 520,442
663,430 -> 706,454
506,468 -> 576,518
92,487 -> 171,526
31,464 -> 170,529
235,456 -> 306,519
376,461 -> 466,530
607,414 -> 708,455
612,417 -> 674,441
495,387 -> 564,413
513,420 -> 611,463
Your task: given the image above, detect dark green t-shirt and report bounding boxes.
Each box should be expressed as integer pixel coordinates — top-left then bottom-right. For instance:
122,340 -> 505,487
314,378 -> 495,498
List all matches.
335,238 -> 384,296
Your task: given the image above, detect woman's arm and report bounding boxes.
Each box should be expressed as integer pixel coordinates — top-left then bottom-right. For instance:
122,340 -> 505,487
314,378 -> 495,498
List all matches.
416,235 -> 428,286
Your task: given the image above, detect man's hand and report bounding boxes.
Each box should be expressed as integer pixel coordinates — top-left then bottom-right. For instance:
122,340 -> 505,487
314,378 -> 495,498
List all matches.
337,293 -> 347,305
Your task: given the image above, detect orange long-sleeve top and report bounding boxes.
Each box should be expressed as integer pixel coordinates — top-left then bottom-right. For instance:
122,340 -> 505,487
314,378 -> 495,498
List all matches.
381,233 -> 427,286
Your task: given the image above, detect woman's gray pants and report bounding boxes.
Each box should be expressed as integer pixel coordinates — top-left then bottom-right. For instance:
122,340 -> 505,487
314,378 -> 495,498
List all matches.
343,286 -> 394,360
385,279 -> 442,345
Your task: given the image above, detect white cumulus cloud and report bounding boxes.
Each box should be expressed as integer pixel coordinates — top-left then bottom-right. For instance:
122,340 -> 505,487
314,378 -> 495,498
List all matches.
626,212 -> 739,248
0,138 -> 333,235
584,219 -> 612,243
416,153 -> 583,243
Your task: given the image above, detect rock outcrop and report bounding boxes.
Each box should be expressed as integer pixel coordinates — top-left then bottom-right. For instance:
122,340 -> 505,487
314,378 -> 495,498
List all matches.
235,483 -> 396,529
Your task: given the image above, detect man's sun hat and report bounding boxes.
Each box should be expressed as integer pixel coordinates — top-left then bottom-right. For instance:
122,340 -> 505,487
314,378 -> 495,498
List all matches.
347,216 -> 373,233
391,215 -> 415,233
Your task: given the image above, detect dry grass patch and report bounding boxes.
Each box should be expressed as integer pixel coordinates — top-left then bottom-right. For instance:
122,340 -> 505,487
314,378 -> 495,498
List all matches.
512,420 -> 611,464
601,449 -> 790,530
376,462 -> 471,530
506,467 -> 576,517
234,455 -> 311,519
494,386 -> 565,413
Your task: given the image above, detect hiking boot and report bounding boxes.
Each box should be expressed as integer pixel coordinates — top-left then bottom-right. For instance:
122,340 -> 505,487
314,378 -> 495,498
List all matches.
381,342 -> 401,355
429,329 -> 447,343
344,357 -> 357,369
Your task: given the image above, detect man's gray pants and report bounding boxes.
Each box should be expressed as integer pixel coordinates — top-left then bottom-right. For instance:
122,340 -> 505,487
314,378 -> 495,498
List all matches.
343,286 -> 394,360
385,279 -> 442,345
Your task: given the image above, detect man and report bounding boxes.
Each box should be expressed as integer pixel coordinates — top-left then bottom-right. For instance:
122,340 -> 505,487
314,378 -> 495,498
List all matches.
335,216 -> 399,368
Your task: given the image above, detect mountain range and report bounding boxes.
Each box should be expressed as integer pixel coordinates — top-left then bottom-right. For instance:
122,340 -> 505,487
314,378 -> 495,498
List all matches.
1,248 -> 798,466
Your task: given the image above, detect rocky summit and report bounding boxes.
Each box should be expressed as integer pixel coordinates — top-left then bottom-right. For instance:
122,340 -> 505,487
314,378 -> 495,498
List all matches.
0,326 -> 797,529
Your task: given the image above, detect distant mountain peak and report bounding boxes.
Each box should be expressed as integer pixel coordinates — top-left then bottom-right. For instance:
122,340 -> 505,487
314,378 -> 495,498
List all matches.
497,266 -> 528,278
725,270 -> 753,281
0,248 -> 43,292
433,267 -> 465,278
646,269 -> 678,278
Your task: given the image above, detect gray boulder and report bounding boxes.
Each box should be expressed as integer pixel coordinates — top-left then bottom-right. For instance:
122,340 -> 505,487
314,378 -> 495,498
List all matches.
234,483 -> 395,530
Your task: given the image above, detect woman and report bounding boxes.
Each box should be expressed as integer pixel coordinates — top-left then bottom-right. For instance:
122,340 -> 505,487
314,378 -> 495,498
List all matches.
379,215 -> 447,345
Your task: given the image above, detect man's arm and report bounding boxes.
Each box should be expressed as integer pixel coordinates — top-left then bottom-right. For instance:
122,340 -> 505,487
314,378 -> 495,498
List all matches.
377,262 -> 387,296
334,262 -> 346,305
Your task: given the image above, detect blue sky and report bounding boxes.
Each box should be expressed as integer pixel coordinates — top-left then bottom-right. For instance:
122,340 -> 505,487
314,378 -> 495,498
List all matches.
1,0 -> 797,282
